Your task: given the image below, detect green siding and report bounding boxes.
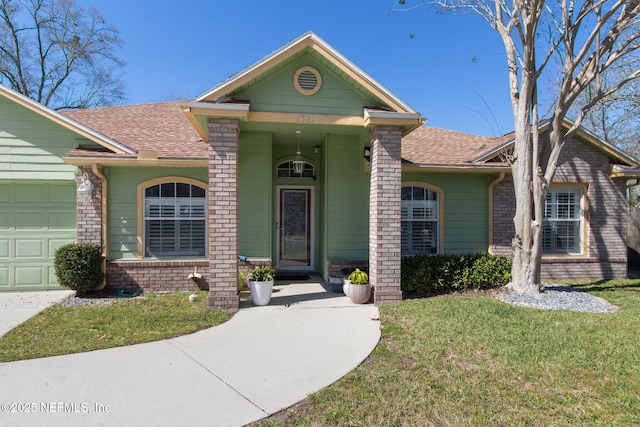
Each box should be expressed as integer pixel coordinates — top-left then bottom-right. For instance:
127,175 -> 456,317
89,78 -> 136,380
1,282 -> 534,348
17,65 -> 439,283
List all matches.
0,181 -> 76,290
236,54 -> 373,117
105,167 -> 207,260
238,132 -> 272,257
325,134 -> 369,260
0,95 -> 95,180
402,172 -> 491,254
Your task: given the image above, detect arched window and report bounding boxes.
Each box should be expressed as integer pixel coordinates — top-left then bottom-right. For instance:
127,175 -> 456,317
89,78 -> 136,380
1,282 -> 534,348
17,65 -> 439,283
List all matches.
401,184 -> 441,256
142,180 -> 206,258
277,160 -> 314,178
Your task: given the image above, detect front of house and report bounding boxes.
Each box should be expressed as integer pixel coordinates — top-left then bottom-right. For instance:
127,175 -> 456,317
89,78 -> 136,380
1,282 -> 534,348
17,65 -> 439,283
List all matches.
1,32 -> 639,310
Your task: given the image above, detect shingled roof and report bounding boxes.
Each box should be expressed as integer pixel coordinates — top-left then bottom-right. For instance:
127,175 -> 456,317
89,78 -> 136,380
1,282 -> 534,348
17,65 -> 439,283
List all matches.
402,126 -> 510,167
62,101 -> 206,159
62,101 -> 514,167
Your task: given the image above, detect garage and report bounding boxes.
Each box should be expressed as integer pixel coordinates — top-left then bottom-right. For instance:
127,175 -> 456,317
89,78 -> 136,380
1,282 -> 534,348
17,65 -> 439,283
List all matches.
0,181 -> 76,290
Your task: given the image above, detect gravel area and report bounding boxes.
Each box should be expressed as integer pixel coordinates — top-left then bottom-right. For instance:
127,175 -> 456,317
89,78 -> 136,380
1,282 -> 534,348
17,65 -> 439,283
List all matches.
57,291 -> 140,308
495,285 -> 619,313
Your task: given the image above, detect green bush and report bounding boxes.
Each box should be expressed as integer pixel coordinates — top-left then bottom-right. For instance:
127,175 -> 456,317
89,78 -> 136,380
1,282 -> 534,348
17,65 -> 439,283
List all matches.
54,243 -> 104,293
401,253 -> 512,296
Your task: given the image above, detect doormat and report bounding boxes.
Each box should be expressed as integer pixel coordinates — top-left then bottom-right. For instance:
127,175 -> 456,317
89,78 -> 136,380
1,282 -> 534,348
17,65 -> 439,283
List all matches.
276,274 -> 310,281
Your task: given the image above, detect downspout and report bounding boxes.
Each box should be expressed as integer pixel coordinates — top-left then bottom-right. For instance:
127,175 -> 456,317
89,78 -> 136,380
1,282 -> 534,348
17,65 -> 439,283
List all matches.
92,164 -> 108,290
488,172 -> 506,255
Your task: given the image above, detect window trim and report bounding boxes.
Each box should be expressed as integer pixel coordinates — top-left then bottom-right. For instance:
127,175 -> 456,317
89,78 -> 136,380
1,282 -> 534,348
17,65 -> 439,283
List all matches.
137,177 -> 208,259
401,181 -> 445,256
542,183 -> 588,257
276,159 -> 315,178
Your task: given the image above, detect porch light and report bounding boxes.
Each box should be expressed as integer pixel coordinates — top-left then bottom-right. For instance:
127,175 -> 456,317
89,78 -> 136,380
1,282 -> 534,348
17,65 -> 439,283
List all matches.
364,147 -> 371,162
292,130 -> 305,175
77,172 -> 94,203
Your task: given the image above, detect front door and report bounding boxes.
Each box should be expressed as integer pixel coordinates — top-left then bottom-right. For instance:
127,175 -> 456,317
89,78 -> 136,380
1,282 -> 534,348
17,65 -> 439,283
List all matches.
277,188 -> 313,270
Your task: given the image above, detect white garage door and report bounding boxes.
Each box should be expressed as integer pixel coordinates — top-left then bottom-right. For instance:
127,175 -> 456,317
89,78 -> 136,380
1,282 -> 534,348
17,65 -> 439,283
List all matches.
0,182 -> 76,290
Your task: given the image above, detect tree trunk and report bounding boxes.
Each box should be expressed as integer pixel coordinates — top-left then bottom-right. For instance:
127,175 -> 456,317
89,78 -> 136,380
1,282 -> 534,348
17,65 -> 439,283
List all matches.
507,149 -> 542,296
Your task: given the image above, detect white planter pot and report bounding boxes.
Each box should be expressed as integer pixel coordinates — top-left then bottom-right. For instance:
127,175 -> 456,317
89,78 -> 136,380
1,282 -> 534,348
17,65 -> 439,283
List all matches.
343,279 -> 352,296
249,280 -> 274,306
349,283 -> 372,304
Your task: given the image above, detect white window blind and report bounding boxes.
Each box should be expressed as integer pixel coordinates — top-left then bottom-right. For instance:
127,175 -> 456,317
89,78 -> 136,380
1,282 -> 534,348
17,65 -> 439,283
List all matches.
401,186 -> 439,256
144,182 -> 206,257
542,188 -> 582,254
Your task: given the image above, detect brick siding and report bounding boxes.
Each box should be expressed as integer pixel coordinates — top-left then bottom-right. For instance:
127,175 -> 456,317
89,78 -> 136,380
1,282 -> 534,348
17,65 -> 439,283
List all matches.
492,136 -> 628,280
327,260 -> 369,277
369,126 -> 403,303
207,118 -> 240,311
76,166 -> 103,245
106,260 -> 209,293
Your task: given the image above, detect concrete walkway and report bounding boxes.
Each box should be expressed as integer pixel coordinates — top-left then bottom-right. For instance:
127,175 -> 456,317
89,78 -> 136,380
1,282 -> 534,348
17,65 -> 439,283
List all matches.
0,289 -> 75,338
0,280 -> 380,426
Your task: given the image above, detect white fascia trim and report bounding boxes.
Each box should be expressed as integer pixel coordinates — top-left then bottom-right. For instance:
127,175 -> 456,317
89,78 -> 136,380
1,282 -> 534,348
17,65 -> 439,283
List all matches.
364,110 -> 423,121
187,101 -> 250,112
470,140 -> 513,163
0,83 -> 134,154
195,31 -> 419,115
612,165 -> 640,175
310,33 -> 418,115
403,164 -> 510,173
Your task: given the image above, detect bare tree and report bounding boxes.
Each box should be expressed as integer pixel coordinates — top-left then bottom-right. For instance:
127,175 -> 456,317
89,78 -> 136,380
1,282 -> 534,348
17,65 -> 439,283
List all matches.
393,1 -> 640,295
578,57 -> 640,157
0,0 -> 125,109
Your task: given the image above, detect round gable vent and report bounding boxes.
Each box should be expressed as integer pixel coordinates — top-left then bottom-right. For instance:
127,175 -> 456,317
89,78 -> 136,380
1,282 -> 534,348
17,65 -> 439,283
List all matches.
294,66 -> 322,95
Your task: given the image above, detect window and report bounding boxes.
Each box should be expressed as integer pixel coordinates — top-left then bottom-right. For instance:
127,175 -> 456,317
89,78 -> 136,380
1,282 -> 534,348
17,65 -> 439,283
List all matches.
401,185 -> 440,256
543,188 -> 583,254
143,182 -> 206,258
277,161 -> 314,178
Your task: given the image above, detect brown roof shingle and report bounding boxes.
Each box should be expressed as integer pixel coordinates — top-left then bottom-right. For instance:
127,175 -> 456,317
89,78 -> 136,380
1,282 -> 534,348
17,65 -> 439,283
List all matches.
62,101 -> 206,159
402,126 -> 509,166
63,102 -> 514,167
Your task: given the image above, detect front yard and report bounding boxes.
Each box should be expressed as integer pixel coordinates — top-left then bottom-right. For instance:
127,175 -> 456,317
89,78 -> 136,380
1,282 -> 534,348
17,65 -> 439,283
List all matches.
257,279 -> 640,426
0,291 -> 229,361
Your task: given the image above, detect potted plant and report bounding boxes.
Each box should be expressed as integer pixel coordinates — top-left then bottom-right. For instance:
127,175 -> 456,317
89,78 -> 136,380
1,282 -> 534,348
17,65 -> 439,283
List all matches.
328,274 -> 345,293
347,268 -> 371,304
248,265 -> 276,306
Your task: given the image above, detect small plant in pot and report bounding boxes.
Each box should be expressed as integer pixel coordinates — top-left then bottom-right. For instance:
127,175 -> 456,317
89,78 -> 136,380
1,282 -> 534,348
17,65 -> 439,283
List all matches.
347,268 -> 371,304
248,266 -> 276,306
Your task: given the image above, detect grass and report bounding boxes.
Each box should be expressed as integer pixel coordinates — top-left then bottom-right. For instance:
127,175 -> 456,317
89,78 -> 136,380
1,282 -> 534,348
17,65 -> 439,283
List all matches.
257,279 -> 640,426
0,290 -> 230,361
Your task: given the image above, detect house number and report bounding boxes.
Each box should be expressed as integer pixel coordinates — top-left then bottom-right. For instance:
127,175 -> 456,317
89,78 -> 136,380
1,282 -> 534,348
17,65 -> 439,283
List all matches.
296,114 -> 315,123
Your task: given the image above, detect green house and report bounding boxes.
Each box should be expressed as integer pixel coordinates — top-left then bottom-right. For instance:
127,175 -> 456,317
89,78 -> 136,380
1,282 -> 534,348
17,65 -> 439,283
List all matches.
1,32 -> 639,310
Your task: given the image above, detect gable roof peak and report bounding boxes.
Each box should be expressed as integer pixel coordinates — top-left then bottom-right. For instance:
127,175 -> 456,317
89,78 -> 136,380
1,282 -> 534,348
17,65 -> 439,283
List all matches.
193,31 -> 418,115
0,83 -> 134,155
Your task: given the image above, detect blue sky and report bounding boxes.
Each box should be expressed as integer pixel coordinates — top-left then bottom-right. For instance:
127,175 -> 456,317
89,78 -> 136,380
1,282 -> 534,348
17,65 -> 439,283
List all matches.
77,0 -> 514,136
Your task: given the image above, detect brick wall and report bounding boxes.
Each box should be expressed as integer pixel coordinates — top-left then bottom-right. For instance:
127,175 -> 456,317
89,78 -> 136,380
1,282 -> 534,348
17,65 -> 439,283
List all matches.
369,126 -> 403,303
207,118 -> 240,311
327,260 -> 369,277
492,136 -> 628,280
106,260 -> 209,293
76,166 -> 103,246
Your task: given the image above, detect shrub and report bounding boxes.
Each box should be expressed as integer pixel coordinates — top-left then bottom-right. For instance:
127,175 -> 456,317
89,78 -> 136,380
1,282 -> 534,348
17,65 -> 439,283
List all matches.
54,243 -> 104,293
401,253 -> 512,296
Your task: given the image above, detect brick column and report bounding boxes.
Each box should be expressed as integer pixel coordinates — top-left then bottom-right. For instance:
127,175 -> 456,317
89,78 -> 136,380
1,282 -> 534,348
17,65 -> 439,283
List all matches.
207,118 -> 240,311
76,166 -> 103,245
369,126 -> 403,304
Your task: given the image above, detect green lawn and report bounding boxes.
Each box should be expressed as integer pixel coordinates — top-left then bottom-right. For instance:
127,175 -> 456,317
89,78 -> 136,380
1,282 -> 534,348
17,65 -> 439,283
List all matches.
258,280 -> 640,426
0,291 -> 230,361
